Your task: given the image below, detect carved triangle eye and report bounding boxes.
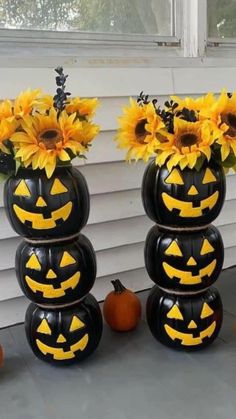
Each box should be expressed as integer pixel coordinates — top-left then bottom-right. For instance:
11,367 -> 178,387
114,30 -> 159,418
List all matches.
14,180 -> 31,197
26,254 -> 41,270
165,241 -> 183,257
202,168 -> 217,184
200,239 -> 214,255
167,304 -> 184,320
165,169 -> 184,185
50,178 -> 68,195
60,251 -> 76,267
37,319 -> 52,335
69,315 -> 85,332
201,303 -> 214,319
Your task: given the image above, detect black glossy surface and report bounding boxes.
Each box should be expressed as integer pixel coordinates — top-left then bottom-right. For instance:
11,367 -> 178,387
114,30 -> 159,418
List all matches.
25,294 -> 103,366
146,286 -> 223,351
145,224 -> 224,292
142,159 -> 226,228
4,166 -> 90,239
16,234 -> 97,306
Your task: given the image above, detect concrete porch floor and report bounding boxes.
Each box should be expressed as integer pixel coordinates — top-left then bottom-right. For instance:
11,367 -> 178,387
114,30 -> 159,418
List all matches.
1,268 -> 236,419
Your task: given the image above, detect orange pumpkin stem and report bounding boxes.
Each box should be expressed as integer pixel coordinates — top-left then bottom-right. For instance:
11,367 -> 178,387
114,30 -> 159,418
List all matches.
111,279 -> 126,294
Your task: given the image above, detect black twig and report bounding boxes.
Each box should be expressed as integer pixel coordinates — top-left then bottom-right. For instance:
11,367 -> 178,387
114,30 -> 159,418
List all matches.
53,66 -> 71,112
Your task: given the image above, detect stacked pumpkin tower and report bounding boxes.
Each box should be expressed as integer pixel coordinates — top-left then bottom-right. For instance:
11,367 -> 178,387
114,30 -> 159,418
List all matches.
143,160 -> 225,350
4,68 -> 102,365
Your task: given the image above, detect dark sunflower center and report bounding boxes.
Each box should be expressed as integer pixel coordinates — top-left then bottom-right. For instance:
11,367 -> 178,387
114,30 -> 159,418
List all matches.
135,119 -> 148,143
38,129 -> 62,150
221,113 -> 236,137
179,133 -> 198,147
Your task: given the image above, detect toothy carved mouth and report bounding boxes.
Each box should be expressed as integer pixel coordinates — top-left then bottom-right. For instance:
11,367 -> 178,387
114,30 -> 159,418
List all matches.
162,259 -> 217,285
36,334 -> 89,360
162,191 -> 219,217
164,321 -> 216,346
25,271 -> 80,298
13,202 -> 72,229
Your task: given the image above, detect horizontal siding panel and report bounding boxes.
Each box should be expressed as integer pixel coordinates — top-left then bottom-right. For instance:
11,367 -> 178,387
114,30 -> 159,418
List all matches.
0,296 -> 28,328
0,240 -> 145,272
0,267 -> 151,305
0,244 -> 235,328
0,267 -> 151,328
0,243 -> 145,302
173,67 -> 236,95
79,161 -> 145,194
0,68 -> 173,98
89,189 -> 143,223
0,219 -> 235,271
0,189 -> 144,239
86,130 -> 124,164
93,95 -> 170,132
0,191 -> 236,242
0,238 -> 235,304
0,160 -> 235,206
0,160 -> 145,206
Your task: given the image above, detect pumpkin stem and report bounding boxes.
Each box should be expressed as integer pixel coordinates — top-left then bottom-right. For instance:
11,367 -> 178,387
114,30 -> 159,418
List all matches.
111,279 -> 126,294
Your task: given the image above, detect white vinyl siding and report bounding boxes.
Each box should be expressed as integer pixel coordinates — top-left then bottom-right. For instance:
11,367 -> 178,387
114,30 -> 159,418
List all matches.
0,64 -> 235,327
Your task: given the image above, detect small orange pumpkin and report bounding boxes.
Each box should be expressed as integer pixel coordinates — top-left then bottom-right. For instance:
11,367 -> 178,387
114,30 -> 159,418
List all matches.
0,345 -> 4,367
103,279 -> 142,332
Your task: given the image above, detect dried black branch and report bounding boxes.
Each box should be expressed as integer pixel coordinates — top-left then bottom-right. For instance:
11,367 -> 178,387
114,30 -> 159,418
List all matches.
137,91 -> 150,106
53,66 -> 71,112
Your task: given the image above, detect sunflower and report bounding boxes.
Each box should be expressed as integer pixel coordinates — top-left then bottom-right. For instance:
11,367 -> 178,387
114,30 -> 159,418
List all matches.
0,99 -> 14,121
202,90 -> 236,161
0,118 -> 18,153
66,97 -> 99,119
35,94 -> 54,112
116,98 -> 166,162
11,108 -> 87,178
13,88 -> 41,117
155,117 -> 215,171
170,92 -> 215,114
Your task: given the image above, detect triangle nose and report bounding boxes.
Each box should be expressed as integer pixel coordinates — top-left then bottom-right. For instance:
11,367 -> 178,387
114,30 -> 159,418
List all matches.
36,196 -> 47,207
187,256 -> 197,266
46,269 -> 57,279
57,334 -> 66,343
188,320 -> 197,329
187,185 -> 198,195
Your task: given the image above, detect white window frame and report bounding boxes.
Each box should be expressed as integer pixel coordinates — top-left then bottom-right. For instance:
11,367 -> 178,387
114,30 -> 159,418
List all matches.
0,0 -> 236,67
0,0 -> 181,48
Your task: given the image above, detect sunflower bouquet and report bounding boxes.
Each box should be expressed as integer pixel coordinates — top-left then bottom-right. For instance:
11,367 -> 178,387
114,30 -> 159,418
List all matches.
116,90 -> 236,172
0,67 -> 99,178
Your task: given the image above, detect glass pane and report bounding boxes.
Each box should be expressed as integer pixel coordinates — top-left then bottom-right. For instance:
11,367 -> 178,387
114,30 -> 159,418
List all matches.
208,0 -> 236,38
0,0 -> 173,36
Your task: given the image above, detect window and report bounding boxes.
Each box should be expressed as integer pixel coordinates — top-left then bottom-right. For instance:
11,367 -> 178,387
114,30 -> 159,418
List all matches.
208,0 -> 236,39
3,1 -> 236,60
0,0 -> 175,37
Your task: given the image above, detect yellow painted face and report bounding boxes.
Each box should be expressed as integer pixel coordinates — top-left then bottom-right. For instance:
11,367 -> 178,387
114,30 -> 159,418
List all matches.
35,315 -> 89,361
145,225 -> 223,292
24,250 -> 81,299
162,238 -> 216,285
164,302 -> 216,347
162,167 -> 219,218
146,286 -> 223,351
17,235 -> 97,307
13,178 -> 72,230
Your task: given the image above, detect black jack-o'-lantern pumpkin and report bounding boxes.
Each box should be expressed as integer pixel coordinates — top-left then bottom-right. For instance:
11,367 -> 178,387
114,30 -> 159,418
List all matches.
146,286 -> 223,351
16,234 -> 96,306
4,166 -> 89,239
142,159 -> 225,228
25,294 -> 103,365
145,225 -> 223,292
